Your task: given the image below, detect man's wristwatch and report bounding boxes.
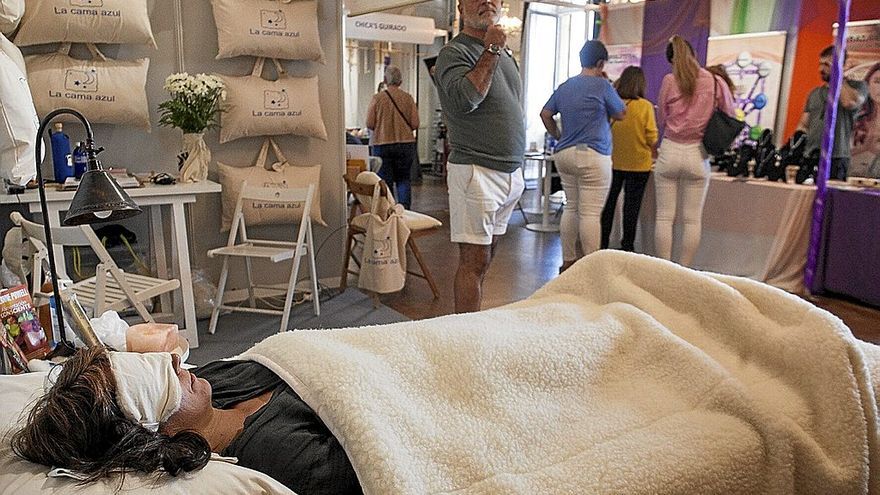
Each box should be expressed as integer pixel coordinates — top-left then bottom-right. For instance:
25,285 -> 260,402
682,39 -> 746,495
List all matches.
485,43 -> 503,56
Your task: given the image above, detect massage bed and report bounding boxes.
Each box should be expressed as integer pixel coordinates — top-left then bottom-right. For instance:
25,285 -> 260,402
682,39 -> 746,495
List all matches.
2,250 -> 880,494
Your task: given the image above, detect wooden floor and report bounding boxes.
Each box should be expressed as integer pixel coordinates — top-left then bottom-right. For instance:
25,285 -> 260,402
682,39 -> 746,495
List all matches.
379,174 -> 880,344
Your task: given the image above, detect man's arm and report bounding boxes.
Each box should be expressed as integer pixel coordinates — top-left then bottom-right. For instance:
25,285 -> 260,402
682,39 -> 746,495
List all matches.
464,25 -> 507,97
840,80 -> 867,111
796,111 -> 810,133
540,109 -> 560,140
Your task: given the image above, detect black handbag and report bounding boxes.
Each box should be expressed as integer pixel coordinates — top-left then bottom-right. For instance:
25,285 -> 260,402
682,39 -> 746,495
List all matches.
702,76 -> 745,156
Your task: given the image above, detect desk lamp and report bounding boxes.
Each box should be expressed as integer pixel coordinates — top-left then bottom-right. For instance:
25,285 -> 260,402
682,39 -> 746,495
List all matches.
35,108 -> 142,356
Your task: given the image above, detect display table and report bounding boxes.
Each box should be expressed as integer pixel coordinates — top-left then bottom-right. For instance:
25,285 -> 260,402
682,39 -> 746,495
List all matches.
623,173 -> 815,293
815,186 -> 880,306
0,180 -> 222,348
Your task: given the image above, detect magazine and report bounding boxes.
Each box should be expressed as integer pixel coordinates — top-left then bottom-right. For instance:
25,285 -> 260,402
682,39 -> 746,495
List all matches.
0,285 -> 50,360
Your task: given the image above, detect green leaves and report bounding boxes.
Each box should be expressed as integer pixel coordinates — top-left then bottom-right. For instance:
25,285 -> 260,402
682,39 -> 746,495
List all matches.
157,73 -> 225,134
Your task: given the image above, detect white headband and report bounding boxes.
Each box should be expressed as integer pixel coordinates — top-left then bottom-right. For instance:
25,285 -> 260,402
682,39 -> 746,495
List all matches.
108,352 -> 182,432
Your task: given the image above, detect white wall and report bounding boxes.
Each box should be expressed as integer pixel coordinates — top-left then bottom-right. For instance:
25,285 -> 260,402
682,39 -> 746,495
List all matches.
15,0 -> 346,289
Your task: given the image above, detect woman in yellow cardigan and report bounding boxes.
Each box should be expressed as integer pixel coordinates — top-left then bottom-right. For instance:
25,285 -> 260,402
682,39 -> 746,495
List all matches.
600,66 -> 658,252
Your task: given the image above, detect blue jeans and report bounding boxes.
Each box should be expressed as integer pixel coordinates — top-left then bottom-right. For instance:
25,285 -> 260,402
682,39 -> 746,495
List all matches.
373,142 -> 416,209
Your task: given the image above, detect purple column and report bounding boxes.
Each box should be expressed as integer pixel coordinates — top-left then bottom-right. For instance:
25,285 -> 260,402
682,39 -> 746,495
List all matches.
641,0 -> 711,103
804,0 -> 851,292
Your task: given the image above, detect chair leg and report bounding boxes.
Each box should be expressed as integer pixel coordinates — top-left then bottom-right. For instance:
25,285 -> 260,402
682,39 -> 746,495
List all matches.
208,257 -> 230,335
279,246 -> 304,333
408,237 -> 440,299
307,223 -> 320,316
244,257 -> 256,308
340,229 -> 354,292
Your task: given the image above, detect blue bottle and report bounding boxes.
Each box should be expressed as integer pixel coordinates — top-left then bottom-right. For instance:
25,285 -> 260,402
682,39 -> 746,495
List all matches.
49,123 -> 73,183
73,142 -> 88,179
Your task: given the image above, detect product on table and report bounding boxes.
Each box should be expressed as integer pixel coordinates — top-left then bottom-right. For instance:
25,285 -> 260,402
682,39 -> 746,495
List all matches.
49,123 -> 73,183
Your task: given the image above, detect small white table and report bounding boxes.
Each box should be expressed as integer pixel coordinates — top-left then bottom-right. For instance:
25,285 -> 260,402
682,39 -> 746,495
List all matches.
523,153 -> 559,233
0,180 -> 222,348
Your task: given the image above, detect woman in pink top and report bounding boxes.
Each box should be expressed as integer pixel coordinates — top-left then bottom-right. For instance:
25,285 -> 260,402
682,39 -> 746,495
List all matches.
654,36 -> 735,267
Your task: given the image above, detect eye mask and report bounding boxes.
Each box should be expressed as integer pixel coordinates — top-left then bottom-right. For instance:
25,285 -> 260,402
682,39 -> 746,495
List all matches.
108,352 -> 182,432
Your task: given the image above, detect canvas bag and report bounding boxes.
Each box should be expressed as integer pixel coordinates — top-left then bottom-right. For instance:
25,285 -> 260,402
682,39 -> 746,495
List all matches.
0,33 -> 38,186
25,44 -> 150,129
358,181 -> 410,294
0,0 -> 23,35
210,0 -> 324,62
13,0 -> 155,47
217,137 -> 326,231
220,57 -> 327,143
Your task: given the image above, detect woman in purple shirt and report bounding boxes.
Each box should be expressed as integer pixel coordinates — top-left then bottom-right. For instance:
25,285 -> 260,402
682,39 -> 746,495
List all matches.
654,36 -> 735,267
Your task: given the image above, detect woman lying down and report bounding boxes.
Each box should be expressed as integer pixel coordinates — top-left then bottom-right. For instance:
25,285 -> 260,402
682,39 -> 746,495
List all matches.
12,348 -> 361,494
9,251 -> 880,494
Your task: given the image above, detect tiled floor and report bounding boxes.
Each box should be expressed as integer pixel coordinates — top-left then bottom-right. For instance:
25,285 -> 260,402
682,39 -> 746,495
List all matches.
380,173 -> 880,344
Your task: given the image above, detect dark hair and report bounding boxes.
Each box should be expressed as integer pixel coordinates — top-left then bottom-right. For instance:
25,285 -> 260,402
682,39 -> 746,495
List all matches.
580,40 -> 609,68
615,66 -> 646,99
706,65 -> 736,94
10,347 -> 211,485
854,62 -> 880,147
820,45 -> 848,62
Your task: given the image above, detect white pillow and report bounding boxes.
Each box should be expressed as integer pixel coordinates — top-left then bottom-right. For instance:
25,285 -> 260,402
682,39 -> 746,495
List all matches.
25,44 -> 151,129
0,0 -> 24,36
13,0 -> 156,47
0,373 -> 295,495
211,0 -> 324,62
0,33 -> 38,186
219,58 -> 327,144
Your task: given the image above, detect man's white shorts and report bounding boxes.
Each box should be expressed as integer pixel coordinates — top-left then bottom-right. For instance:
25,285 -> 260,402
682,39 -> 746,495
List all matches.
447,162 -> 525,245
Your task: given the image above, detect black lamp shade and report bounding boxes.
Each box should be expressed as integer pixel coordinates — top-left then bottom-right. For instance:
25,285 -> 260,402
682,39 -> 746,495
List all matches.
63,169 -> 141,225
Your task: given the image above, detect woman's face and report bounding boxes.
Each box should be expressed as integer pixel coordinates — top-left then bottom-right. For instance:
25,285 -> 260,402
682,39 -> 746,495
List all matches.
869,71 -> 880,103
162,354 -> 212,432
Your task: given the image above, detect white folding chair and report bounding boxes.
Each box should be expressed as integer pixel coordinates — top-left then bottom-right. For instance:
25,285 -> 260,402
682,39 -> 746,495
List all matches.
207,183 -> 319,334
10,212 -> 180,322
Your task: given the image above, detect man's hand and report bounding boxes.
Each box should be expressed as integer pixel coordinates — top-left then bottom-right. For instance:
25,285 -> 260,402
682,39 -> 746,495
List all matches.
484,24 -> 507,49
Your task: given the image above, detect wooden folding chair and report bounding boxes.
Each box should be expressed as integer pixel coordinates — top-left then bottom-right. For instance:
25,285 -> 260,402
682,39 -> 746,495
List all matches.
11,212 -> 180,322
207,183 -> 319,334
340,172 -> 442,299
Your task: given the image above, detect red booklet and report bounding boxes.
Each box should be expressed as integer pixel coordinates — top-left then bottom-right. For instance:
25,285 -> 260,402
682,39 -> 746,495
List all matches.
0,285 -> 50,360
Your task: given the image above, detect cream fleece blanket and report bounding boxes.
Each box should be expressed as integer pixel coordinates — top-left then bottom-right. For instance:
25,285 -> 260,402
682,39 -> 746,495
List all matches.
242,251 -> 880,494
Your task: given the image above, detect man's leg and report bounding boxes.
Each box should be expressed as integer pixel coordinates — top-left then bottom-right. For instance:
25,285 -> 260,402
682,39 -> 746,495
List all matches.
455,242 -> 493,313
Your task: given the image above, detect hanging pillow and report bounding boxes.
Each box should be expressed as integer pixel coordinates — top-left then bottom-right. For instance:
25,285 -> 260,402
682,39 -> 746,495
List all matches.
0,0 -> 24,36
210,0 -> 323,62
219,58 -> 327,144
13,0 -> 155,47
0,33 -> 38,186
217,137 -> 326,231
25,44 -> 150,129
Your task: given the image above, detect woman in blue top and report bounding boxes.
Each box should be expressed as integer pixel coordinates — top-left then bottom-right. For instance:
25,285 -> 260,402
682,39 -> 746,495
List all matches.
541,40 -> 627,273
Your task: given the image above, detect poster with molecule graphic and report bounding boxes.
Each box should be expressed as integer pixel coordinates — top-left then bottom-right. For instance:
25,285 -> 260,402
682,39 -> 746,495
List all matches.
706,31 -> 787,144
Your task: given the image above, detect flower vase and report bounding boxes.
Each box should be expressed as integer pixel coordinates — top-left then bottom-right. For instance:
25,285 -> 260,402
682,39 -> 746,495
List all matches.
179,132 -> 210,183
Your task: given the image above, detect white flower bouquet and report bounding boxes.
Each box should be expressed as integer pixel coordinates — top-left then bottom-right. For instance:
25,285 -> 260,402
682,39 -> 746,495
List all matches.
158,73 -> 225,134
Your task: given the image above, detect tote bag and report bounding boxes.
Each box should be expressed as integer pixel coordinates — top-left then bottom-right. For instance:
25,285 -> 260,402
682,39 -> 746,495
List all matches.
358,182 -> 410,294
219,57 -> 327,143
210,0 -> 324,62
702,76 -> 745,156
217,137 -> 326,231
25,44 -> 150,129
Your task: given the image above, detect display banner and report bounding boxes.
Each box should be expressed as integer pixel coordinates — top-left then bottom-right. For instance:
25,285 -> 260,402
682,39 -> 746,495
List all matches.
347,0 -> 425,17
836,20 -> 880,178
605,44 -> 642,82
706,31 -> 787,139
345,13 -> 437,45
641,0 -> 710,103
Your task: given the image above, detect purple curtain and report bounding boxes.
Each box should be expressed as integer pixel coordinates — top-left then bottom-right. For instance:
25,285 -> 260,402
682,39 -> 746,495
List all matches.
641,0 -> 711,103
